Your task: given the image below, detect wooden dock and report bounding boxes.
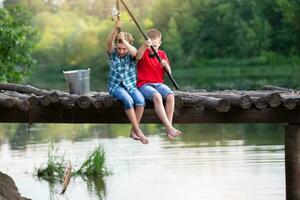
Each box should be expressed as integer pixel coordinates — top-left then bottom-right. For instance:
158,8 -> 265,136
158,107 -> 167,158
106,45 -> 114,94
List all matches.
1,83 -> 300,200
0,83 -> 300,124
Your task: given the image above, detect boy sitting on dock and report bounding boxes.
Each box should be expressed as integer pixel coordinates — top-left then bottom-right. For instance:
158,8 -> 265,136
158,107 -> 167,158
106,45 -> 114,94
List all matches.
107,19 -> 148,144
136,29 -> 181,139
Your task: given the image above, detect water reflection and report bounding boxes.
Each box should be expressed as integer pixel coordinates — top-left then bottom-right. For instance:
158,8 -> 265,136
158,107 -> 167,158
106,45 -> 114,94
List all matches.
0,123 -> 284,148
85,176 -> 107,200
0,123 -> 285,200
177,124 -> 283,147
42,176 -> 107,200
9,124 -> 31,150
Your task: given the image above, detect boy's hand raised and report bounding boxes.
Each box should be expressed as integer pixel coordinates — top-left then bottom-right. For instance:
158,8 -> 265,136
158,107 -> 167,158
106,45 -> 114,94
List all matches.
118,32 -> 125,42
144,39 -> 152,48
115,19 -> 122,29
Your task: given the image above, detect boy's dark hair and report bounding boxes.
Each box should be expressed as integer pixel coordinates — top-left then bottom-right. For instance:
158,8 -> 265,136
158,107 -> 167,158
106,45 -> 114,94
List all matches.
147,29 -> 161,39
115,32 -> 134,45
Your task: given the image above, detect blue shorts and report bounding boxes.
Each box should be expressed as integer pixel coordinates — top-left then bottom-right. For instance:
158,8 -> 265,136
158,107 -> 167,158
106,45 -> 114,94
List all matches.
138,83 -> 174,101
111,86 -> 145,110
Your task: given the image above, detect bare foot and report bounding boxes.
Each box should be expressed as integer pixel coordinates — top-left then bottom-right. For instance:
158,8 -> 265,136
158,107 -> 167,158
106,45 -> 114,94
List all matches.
130,128 -> 140,141
139,136 -> 149,145
166,127 -> 182,139
167,134 -> 175,139
135,129 -> 149,145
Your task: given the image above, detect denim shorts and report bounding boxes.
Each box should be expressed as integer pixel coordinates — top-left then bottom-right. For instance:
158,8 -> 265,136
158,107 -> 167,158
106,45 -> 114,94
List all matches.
111,86 -> 145,110
138,83 -> 174,101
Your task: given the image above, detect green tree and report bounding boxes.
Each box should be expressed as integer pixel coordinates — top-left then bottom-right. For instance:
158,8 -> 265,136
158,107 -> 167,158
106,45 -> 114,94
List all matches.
0,5 -> 36,82
197,0 -> 271,58
257,0 -> 299,54
163,17 -> 183,65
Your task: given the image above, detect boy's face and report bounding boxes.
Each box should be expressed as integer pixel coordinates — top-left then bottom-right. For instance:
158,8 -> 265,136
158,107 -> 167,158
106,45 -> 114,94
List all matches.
116,43 -> 128,57
149,37 -> 161,51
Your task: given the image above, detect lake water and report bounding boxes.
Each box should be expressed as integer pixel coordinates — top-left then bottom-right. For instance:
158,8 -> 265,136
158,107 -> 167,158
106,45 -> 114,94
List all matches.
0,124 -> 285,200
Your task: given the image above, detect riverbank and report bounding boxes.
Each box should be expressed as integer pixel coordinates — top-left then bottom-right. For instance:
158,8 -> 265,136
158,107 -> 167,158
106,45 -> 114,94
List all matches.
27,56 -> 300,91
0,172 -> 30,200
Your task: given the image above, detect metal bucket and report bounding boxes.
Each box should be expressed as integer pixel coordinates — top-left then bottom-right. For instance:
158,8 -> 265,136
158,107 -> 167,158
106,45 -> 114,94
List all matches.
63,69 -> 90,95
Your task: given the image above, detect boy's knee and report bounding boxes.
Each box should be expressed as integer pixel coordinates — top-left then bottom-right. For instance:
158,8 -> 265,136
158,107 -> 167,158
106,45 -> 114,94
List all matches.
123,98 -> 134,110
152,93 -> 163,103
166,93 -> 174,102
135,96 -> 145,107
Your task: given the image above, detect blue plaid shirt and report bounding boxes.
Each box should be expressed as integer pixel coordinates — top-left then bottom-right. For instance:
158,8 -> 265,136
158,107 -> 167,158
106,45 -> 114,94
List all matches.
108,49 -> 137,94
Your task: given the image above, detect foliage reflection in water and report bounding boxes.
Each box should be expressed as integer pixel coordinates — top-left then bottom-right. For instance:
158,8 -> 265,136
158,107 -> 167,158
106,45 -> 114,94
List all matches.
0,123 -> 284,200
35,142 -> 110,199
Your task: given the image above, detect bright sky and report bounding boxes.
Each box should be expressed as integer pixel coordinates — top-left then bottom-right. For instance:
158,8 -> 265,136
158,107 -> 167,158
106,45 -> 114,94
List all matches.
0,0 -> 4,8
51,0 -> 64,7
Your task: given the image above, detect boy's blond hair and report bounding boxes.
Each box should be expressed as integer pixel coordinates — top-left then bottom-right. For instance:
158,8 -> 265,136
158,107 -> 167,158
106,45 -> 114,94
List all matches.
147,29 -> 161,40
115,32 -> 134,45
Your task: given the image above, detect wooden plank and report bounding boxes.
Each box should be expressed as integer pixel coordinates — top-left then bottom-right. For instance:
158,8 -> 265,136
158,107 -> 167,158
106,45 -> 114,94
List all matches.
1,105 -> 300,123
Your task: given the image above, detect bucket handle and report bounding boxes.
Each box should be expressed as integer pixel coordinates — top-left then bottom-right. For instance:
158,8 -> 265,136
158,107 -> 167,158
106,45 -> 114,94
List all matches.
63,68 -> 91,74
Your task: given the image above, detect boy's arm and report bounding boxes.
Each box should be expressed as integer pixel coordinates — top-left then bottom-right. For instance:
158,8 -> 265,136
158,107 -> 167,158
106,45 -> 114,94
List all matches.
106,19 -> 122,54
118,32 -> 137,57
136,39 -> 152,60
161,59 -> 171,74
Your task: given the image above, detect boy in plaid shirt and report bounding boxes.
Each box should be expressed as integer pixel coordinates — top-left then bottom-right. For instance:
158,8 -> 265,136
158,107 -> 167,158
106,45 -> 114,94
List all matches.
107,19 -> 148,144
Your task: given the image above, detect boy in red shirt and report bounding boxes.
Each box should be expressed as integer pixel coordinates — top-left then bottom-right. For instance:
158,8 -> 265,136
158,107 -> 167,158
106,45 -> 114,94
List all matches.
136,29 -> 181,139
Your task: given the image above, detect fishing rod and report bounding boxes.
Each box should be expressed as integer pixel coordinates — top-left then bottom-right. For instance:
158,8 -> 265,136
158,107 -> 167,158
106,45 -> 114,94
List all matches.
116,0 -> 121,33
119,0 -> 180,89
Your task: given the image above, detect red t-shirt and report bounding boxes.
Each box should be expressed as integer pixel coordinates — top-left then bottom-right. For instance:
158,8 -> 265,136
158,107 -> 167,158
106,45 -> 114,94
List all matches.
137,49 -> 170,88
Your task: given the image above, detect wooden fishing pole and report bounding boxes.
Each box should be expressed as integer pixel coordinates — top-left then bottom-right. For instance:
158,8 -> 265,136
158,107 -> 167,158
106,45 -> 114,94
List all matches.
119,0 -> 180,89
116,0 -> 121,33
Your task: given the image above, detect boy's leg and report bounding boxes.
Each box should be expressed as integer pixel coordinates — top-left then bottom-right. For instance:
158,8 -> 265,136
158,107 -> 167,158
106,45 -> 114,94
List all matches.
151,93 -> 172,128
139,84 -> 181,138
156,84 -> 175,124
165,94 -> 174,124
130,106 -> 144,139
152,93 -> 181,138
112,87 -> 148,144
125,109 -> 148,144
129,88 -> 146,140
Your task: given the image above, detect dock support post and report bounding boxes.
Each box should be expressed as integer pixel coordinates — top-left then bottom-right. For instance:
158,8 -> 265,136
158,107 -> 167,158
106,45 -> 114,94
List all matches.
285,124 -> 300,200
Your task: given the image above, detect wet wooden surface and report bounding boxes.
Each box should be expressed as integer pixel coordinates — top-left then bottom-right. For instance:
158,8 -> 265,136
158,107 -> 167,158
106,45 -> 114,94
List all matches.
1,83 -> 300,123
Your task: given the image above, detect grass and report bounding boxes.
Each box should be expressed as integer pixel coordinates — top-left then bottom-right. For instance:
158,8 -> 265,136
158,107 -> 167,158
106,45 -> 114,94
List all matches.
35,143 -> 111,182
76,147 -> 110,177
36,143 -> 65,182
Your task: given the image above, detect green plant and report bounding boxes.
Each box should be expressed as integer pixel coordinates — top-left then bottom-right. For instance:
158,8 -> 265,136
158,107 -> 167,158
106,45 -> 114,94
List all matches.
36,143 -> 65,182
76,147 -> 110,177
0,5 -> 37,82
35,144 -> 110,182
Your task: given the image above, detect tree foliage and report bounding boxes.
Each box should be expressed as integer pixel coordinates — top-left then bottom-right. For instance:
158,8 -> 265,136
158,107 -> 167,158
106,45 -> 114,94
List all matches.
163,17 -> 183,64
2,0 -> 300,88
0,5 -> 36,82
150,0 -> 300,60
